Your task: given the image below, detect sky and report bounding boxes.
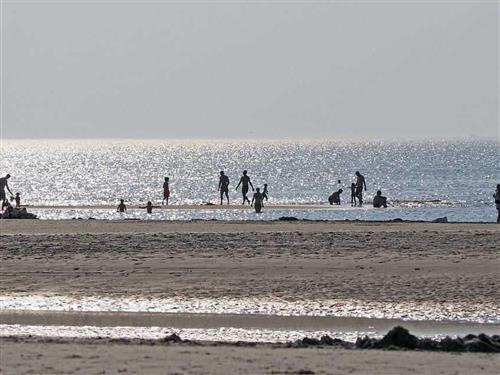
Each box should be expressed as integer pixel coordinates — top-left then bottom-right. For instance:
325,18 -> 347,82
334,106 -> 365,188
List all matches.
1,1 -> 498,140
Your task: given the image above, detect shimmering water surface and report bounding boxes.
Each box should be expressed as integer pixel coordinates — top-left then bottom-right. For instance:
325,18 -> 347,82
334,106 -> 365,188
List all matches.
1,139 -> 498,221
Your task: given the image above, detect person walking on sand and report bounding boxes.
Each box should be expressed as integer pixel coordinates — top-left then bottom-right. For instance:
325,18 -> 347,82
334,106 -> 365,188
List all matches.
494,184 -> 500,223
218,171 -> 230,205
355,171 -> 367,207
251,187 -> 264,213
117,199 -> 127,213
162,177 -> 170,205
236,170 -> 254,205
0,174 -> 13,207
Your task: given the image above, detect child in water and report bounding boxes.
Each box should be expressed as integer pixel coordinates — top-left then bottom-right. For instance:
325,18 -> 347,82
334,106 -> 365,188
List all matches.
350,183 -> 357,206
251,188 -> 264,213
117,199 -> 127,213
262,184 -> 269,205
140,201 -> 160,214
15,193 -> 21,208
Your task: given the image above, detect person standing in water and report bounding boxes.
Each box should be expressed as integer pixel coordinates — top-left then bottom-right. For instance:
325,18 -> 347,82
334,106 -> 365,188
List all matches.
355,171 -> 367,207
117,199 -> 127,213
218,171 -> 230,205
494,184 -> 500,223
350,183 -> 357,206
262,183 -> 269,205
140,201 -> 160,214
162,177 -> 170,205
0,174 -> 13,207
251,187 -> 264,213
236,170 -> 254,205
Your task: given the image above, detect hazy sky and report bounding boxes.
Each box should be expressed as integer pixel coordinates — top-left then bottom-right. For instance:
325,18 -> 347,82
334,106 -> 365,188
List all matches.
1,1 -> 498,139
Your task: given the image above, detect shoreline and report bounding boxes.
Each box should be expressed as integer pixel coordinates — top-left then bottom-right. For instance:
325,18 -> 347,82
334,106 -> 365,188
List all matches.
1,219 -> 499,235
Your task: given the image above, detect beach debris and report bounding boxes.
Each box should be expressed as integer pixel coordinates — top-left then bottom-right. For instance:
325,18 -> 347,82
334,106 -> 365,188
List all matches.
0,207 -> 37,219
279,216 -> 299,221
432,216 -> 448,223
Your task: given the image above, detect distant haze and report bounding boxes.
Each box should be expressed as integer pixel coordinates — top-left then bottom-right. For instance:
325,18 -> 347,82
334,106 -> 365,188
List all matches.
1,1 -> 498,140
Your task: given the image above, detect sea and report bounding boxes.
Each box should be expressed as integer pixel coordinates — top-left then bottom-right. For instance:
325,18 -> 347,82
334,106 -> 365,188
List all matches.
1,139 -> 499,222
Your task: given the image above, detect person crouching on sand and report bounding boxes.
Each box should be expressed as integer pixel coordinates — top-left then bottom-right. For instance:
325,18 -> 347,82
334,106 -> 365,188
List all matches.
117,199 -> 127,213
140,201 -> 160,214
494,184 -> 500,223
328,189 -> 342,205
251,188 -> 264,213
373,190 -> 388,208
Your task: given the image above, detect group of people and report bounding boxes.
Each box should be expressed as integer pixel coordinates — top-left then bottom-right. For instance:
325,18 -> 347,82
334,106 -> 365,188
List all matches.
118,170 -> 270,214
328,171 -> 387,208
0,174 -> 21,214
218,170 -> 269,212
2,172 -> 499,221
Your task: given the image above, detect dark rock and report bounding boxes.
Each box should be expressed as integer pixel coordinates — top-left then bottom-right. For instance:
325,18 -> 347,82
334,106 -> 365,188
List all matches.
432,216 -> 448,223
279,216 -> 299,221
418,338 -> 439,351
162,333 -> 182,343
319,335 -> 346,346
464,335 -> 500,353
297,337 -> 321,346
392,218 -> 404,222
376,326 -> 419,349
436,336 -> 464,352
0,208 -> 37,219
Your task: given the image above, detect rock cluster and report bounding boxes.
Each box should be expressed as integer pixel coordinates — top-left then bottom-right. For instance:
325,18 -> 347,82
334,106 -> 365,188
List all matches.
0,208 -> 37,219
356,326 -> 500,352
297,327 -> 500,353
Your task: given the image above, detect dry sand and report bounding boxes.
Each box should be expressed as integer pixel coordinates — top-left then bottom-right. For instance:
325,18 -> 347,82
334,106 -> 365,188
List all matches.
1,338 -> 499,375
1,220 -> 499,374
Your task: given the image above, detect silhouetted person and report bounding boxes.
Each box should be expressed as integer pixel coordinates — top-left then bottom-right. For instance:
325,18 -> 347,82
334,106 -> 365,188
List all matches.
141,201 -> 160,214
373,190 -> 388,208
4,201 -> 13,217
236,170 -> 254,205
15,193 -> 21,208
0,174 -> 13,206
494,184 -> 500,223
218,171 -> 230,205
328,189 -> 343,205
355,171 -> 367,206
162,177 -> 170,205
251,187 -> 264,213
350,183 -> 357,206
262,184 -> 269,201
117,199 -> 127,213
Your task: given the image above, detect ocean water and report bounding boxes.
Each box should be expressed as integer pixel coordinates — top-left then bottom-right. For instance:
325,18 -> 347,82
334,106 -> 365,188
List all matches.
1,139 -> 498,222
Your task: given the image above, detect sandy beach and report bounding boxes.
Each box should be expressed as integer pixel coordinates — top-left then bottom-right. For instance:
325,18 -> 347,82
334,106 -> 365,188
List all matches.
1,220 -> 499,373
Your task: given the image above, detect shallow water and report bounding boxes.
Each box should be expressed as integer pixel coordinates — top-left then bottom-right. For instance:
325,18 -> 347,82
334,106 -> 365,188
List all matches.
1,139 -> 498,222
1,295 -> 498,324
